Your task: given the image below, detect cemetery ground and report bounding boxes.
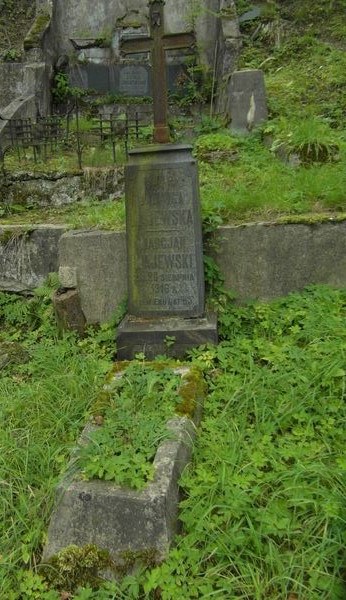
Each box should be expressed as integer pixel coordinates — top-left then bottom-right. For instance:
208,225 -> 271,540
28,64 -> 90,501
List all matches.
0,284 -> 345,598
1,1 -> 346,598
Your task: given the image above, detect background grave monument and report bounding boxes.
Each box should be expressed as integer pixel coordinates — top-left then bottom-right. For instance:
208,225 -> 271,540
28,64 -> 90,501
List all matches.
228,69 -> 268,133
117,0 -> 217,359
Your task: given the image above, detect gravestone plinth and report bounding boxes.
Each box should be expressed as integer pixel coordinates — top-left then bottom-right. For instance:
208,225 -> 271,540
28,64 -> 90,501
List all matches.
117,144 -> 217,359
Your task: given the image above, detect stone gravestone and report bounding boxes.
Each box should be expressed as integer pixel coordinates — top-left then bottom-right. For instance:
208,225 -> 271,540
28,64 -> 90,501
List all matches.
86,63 -> 110,92
117,1 -> 217,359
228,69 -> 268,133
119,65 -> 150,96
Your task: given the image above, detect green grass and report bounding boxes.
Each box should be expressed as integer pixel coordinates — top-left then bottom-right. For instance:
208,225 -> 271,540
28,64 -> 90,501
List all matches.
0,286 -> 115,596
0,199 -> 125,230
198,131 -> 346,223
1,130 -> 345,230
0,285 -> 345,597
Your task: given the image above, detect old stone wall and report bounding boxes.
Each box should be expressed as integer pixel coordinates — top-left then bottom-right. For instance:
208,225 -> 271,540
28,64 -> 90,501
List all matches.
213,221 -> 346,300
0,225 -> 66,292
0,168 -> 124,206
51,0 -> 220,69
0,65 -> 26,111
1,219 -> 344,322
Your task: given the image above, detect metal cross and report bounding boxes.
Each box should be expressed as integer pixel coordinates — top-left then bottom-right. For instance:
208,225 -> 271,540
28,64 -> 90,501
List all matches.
120,0 -> 195,143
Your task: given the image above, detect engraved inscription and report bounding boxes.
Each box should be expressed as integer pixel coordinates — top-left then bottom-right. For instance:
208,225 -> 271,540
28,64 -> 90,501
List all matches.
132,167 -> 199,313
119,66 -> 149,96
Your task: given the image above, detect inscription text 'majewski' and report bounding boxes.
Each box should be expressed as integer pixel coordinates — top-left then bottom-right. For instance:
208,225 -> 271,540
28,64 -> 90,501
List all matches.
133,169 -> 198,313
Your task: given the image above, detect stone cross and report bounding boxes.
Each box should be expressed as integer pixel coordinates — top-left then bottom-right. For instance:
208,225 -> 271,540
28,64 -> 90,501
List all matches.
120,0 -> 195,143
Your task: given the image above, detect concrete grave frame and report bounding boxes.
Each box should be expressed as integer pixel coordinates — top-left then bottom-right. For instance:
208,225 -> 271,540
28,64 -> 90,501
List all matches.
43,365 -> 204,566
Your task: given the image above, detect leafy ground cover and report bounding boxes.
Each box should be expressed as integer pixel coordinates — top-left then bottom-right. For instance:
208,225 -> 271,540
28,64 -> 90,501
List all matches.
77,362 -> 201,489
0,284 -> 345,598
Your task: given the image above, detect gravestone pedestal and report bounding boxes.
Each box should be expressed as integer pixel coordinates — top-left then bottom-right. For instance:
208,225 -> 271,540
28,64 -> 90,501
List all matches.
117,144 -> 217,359
117,313 -> 217,360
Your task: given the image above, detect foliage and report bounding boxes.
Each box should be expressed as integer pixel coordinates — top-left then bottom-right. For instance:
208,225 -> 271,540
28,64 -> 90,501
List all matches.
93,93 -> 152,106
51,73 -> 87,105
266,115 -> 342,164
170,61 -> 213,108
143,286 -> 346,599
0,283 -> 116,595
193,115 -> 225,135
193,131 -> 237,158
238,1 -> 346,129
0,0 -> 35,54
77,363 -> 199,489
1,47 -> 22,61
0,199 -> 126,230
1,285 -> 346,597
196,130 -> 346,222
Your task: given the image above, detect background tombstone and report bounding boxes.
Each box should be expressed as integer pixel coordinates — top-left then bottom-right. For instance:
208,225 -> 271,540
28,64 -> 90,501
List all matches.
228,69 -> 268,133
119,65 -> 151,96
86,64 -> 110,93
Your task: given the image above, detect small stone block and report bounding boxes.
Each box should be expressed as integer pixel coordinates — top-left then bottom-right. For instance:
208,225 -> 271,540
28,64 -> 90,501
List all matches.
117,313 -> 218,360
53,288 -> 86,337
58,265 -> 78,288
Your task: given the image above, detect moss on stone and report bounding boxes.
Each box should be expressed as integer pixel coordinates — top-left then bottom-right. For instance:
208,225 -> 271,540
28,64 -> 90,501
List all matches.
24,12 -> 50,50
274,213 -> 346,226
41,544 -> 112,591
0,227 -> 31,245
42,544 -> 159,590
113,547 -> 159,577
176,366 -> 205,418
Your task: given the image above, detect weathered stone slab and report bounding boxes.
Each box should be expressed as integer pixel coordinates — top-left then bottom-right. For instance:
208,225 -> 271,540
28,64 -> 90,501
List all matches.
125,144 -> 204,318
43,366 -> 203,564
212,220 -> 346,301
239,6 -> 262,23
59,230 -> 127,324
119,65 -> 150,96
0,225 -> 66,292
117,312 -> 218,360
228,69 -> 268,133
86,63 -> 110,92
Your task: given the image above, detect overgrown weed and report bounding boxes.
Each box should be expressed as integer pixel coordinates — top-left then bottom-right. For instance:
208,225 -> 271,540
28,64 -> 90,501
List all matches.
1,285 -> 345,598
